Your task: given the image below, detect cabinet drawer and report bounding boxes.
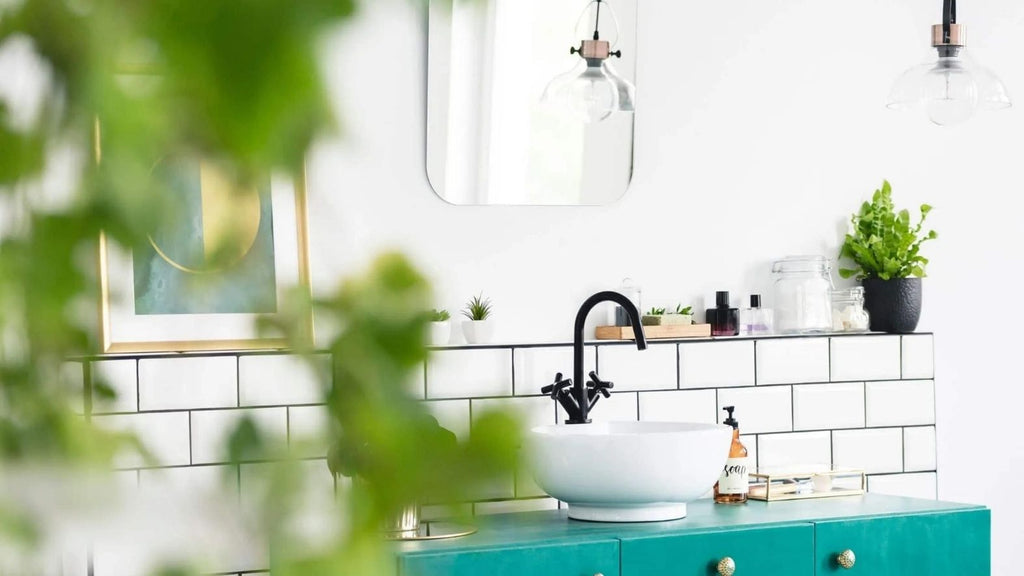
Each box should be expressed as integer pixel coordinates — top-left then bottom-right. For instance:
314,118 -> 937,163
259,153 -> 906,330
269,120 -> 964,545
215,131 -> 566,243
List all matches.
621,524 -> 814,576
400,539 -> 620,576
814,509 -> 990,575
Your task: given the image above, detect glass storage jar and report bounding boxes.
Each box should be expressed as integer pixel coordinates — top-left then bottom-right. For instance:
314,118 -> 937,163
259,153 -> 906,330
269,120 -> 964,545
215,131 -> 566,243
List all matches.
831,287 -> 870,332
771,256 -> 834,334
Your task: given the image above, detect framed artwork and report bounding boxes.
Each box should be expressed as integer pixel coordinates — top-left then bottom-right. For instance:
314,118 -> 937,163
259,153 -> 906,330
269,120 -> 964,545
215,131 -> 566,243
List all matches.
96,125 -> 314,353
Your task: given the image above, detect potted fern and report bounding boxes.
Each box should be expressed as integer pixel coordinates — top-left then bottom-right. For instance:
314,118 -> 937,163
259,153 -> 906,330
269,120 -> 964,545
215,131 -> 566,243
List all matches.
838,180 -> 936,333
461,294 -> 494,344
429,308 -> 451,346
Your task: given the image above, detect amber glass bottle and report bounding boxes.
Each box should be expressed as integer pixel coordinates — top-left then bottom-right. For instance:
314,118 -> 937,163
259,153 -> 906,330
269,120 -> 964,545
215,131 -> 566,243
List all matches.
714,406 -> 749,504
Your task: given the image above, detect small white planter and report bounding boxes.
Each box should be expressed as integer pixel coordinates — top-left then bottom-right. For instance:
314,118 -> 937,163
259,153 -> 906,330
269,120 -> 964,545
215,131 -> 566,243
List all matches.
462,320 -> 494,344
429,321 -> 451,346
662,314 -> 693,326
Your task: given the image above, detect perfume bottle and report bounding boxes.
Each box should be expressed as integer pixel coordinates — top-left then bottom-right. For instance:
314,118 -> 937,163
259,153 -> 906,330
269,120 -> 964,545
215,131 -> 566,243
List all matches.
740,294 -> 774,336
706,291 -> 739,336
714,406 -> 749,504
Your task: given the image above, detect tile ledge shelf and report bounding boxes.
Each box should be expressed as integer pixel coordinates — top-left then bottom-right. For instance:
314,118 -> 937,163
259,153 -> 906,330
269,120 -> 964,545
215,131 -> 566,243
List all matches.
69,331 -> 932,361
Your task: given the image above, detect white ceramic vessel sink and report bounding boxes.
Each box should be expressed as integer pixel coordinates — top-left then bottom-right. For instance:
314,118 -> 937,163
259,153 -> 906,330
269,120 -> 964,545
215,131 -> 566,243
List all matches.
529,421 -> 732,522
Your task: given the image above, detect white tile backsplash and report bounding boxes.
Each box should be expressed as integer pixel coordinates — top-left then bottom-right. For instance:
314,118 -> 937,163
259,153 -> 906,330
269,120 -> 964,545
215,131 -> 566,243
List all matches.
92,359 -> 138,413
473,396 -> 556,431
422,399 -> 471,441
679,340 -> 754,389
190,408 -> 287,465
868,472 -> 937,499
865,380 -> 935,427
427,349 -> 512,399
638,389 -> 717,424
238,354 -> 328,407
94,412 -> 191,468
756,339 -> 830,385
717,386 -> 792,433
832,428 -> 903,474
904,426 -> 937,472
902,335 -> 935,379
513,346 -> 596,396
558,391 -> 638,424
792,382 -> 865,431
830,335 -> 901,382
474,498 -> 559,516
287,405 -> 329,458
757,431 -> 832,472
138,357 -> 237,411
597,343 -> 676,392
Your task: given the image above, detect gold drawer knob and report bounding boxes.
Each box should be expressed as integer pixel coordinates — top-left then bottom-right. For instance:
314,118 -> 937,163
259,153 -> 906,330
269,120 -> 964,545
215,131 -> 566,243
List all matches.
717,556 -> 736,576
837,549 -> 856,569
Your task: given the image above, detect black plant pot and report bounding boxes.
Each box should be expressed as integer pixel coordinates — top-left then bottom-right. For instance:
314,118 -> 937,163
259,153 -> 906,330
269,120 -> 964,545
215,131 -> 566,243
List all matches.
862,277 -> 922,334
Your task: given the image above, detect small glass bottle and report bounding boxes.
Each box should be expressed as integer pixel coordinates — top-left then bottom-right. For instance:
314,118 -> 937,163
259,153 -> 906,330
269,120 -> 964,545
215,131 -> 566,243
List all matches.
714,406 -> 749,504
706,291 -> 739,336
740,294 -> 774,336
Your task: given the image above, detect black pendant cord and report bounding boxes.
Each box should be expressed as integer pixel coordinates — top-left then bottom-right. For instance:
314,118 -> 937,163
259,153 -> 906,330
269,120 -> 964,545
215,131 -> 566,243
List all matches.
942,0 -> 957,43
593,0 -> 602,40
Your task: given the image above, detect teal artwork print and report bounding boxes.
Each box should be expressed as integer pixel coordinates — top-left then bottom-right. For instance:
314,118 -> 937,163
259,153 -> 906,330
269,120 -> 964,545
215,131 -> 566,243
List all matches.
133,157 -> 278,315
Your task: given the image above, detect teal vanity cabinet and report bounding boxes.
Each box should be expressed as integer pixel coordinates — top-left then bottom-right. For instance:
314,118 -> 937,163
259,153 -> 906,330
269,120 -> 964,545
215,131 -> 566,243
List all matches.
396,495 -> 990,576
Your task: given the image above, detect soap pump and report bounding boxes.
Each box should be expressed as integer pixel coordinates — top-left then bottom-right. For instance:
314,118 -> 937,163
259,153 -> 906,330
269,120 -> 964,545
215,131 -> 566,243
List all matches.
714,405 -> 749,504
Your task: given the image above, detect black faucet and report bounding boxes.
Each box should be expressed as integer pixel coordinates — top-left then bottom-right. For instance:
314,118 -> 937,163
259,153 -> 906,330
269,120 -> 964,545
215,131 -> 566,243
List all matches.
541,291 -> 647,424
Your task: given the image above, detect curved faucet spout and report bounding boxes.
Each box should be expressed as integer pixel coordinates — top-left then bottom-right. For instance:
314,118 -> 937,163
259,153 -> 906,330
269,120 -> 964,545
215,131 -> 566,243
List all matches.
571,291 -> 647,424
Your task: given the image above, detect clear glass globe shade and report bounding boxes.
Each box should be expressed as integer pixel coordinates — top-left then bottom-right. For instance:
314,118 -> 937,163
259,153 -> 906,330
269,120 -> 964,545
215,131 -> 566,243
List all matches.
923,58 -> 978,126
542,62 -> 619,123
604,61 -> 635,112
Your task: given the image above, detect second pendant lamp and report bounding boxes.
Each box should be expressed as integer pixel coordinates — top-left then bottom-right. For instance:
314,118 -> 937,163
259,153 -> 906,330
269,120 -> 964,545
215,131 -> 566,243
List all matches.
887,0 -> 1011,126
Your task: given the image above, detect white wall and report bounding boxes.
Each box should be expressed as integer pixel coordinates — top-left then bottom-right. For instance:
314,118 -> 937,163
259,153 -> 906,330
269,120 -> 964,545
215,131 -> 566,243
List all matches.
313,0 -> 1024,571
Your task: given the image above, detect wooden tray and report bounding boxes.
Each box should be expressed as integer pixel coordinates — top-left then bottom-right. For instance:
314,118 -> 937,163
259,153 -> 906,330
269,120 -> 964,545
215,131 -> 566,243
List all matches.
595,324 -> 712,340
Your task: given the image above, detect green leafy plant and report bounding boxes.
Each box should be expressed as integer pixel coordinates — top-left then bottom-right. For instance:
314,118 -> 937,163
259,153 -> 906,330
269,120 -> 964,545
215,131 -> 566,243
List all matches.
839,180 -> 937,281
646,307 -> 667,316
674,304 -> 693,315
430,308 -> 451,322
462,294 -> 493,321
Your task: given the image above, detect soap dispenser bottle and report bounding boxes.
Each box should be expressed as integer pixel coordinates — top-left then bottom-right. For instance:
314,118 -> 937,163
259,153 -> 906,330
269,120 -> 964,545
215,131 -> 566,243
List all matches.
714,406 -> 749,504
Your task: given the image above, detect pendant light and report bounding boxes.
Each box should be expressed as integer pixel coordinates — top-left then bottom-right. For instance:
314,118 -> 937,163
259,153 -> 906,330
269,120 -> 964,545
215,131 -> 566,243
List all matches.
887,0 -> 1011,126
542,0 -> 636,123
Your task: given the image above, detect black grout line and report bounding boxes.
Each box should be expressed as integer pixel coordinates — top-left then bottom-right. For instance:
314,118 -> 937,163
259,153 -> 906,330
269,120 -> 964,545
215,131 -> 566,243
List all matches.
827,337 -> 833,382
901,426 -> 907,473
509,349 -> 516,396
752,340 -> 759,386
286,408 -> 291,445
675,343 -> 681,389
135,359 -> 141,413
188,411 -> 193,466
235,356 -> 241,408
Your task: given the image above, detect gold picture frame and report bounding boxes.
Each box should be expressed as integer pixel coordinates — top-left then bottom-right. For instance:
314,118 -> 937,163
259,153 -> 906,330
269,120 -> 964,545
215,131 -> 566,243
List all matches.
96,120 -> 314,353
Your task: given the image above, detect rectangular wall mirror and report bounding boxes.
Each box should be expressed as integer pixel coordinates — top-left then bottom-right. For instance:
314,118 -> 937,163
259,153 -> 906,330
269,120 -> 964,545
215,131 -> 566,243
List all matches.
427,0 -> 638,205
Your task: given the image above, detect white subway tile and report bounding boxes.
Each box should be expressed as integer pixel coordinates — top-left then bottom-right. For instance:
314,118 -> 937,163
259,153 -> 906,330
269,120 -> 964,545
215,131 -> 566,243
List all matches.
94,412 -> 191,468
741,435 -> 758,470
191,408 -> 287,465
865,380 -> 935,427
92,359 -> 138,413
61,362 -> 85,413
422,399 -> 471,442
757,431 -> 832,472
717,387 -> 792,434
756,339 -> 829,385
792,382 -> 865,431
513,346 -> 595,397
473,396 -> 556,431
868,472 -> 937,499
474,498 -> 559,516
406,363 -> 427,400
830,335 -> 901,382
904,426 -> 937,472
238,354 -> 328,407
139,464 -> 235,496
138,357 -> 237,411
288,405 -> 330,458
902,335 -> 934,379
557,391 -> 638,424
426,349 -> 512,399
679,341 -> 754,389
596,343 -> 676,392
833,428 -> 903,474
638,390 -> 717,424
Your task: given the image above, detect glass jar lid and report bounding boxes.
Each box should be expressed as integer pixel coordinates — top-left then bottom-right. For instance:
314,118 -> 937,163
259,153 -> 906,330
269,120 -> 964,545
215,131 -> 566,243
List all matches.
831,287 -> 865,301
771,255 -> 832,274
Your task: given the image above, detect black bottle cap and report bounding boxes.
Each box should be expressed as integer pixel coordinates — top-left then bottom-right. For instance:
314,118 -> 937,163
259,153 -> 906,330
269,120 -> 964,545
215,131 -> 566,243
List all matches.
716,291 -> 731,308
750,294 -> 761,308
722,406 -> 739,429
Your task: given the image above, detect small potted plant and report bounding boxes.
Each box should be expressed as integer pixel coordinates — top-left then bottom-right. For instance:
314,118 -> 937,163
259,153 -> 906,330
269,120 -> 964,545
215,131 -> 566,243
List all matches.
664,304 -> 694,325
429,308 -> 451,346
839,180 -> 936,333
641,307 -> 667,326
461,294 -> 494,344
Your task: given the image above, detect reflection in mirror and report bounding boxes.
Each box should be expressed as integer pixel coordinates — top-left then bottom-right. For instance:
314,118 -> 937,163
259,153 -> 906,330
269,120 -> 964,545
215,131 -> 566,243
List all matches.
427,0 -> 638,205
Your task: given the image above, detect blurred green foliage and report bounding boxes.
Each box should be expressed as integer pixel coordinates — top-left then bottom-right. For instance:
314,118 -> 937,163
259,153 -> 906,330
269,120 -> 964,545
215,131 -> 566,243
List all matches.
0,0 -> 520,574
